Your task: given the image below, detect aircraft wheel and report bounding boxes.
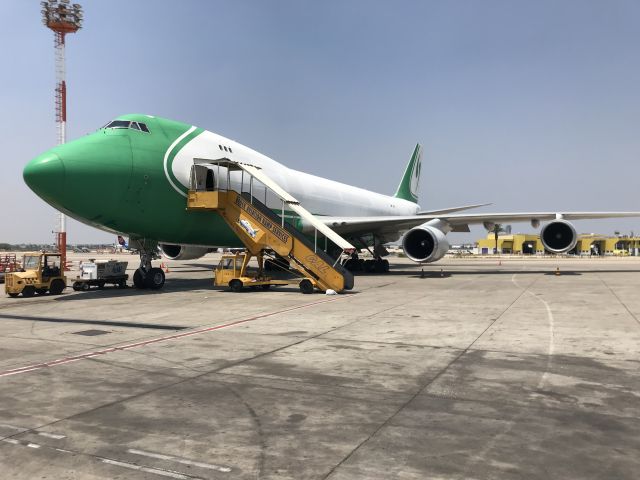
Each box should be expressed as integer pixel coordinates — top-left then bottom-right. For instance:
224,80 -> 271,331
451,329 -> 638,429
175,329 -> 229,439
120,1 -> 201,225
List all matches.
299,279 -> 314,294
22,286 -> 36,298
133,269 -> 147,289
49,279 -> 65,295
146,268 -> 165,290
229,279 -> 243,292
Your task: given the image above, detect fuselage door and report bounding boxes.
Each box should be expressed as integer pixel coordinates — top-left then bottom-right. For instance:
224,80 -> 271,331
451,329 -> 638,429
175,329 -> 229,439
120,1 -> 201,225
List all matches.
190,164 -> 216,191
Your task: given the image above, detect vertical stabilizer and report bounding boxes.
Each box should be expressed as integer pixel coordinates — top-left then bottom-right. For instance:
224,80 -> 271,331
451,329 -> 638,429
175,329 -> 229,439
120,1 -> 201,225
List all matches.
394,143 -> 422,203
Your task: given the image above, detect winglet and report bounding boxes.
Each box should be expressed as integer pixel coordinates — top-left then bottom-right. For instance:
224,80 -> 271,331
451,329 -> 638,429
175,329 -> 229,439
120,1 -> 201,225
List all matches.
394,143 -> 422,203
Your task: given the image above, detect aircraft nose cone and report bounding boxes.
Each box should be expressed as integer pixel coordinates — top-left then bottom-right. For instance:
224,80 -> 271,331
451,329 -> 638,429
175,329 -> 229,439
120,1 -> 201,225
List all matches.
23,151 -> 66,203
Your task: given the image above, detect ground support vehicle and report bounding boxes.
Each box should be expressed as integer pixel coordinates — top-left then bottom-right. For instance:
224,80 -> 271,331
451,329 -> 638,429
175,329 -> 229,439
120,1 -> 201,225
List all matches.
4,252 -> 66,298
72,260 -> 129,291
215,251 -> 317,293
187,159 -> 355,294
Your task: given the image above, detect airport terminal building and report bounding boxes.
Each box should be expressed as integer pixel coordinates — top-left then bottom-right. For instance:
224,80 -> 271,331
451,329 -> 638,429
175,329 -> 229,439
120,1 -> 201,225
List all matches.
477,233 -> 640,256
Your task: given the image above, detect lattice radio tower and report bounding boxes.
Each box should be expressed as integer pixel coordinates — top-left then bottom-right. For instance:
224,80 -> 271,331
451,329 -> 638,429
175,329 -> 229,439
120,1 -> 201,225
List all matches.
41,0 -> 83,259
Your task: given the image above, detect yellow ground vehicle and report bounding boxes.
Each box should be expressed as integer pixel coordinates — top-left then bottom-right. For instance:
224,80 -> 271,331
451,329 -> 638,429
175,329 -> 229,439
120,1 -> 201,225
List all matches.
215,251 -> 317,294
4,252 -> 67,298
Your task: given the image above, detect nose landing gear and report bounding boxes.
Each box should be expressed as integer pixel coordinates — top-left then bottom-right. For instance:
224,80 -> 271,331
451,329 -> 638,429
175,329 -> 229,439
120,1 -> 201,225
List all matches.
132,239 -> 165,290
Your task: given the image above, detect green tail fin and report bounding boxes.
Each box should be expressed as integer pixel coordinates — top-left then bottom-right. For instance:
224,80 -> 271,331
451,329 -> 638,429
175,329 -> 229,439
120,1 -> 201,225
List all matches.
394,143 -> 422,203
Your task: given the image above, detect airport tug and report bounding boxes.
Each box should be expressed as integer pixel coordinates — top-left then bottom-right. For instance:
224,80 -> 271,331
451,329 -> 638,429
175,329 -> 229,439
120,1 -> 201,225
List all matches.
4,252 -> 66,298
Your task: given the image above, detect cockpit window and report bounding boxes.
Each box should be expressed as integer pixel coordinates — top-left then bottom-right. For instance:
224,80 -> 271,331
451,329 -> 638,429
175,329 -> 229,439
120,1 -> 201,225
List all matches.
103,120 -> 151,133
104,120 -> 131,129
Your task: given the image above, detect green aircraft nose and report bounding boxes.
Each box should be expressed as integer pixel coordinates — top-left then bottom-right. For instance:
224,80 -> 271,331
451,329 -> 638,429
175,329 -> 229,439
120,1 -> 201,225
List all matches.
23,151 -> 66,203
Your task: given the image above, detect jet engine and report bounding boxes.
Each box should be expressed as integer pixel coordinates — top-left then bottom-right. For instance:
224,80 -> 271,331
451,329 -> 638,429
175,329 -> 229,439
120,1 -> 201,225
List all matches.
159,244 -> 210,261
402,224 -> 450,263
540,220 -> 578,254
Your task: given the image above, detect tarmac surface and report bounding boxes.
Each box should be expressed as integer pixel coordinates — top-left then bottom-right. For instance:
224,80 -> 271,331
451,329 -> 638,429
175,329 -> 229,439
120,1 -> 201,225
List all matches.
0,253 -> 639,479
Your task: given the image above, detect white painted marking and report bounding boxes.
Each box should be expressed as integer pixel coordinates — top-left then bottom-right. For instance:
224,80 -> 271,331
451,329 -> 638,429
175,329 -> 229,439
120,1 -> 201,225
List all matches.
163,126 -> 196,198
37,431 -> 66,439
102,458 -> 202,479
27,443 -> 40,449
128,448 -> 231,473
2,438 -> 19,444
511,274 -> 555,389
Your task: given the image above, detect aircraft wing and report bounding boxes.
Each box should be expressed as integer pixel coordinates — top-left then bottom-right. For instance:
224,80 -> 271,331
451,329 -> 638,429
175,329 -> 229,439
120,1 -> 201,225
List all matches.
417,202 -> 491,215
316,212 -> 640,236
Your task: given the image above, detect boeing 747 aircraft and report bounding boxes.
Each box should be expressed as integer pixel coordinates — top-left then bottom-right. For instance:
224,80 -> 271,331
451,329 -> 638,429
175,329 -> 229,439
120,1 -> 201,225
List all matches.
23,114 -> 640,289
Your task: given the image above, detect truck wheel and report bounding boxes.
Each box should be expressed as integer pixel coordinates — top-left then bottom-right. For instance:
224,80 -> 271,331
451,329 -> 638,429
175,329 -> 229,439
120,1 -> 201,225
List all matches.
97,281 -> 106,289
82,283 -> 89,291
145,268 -> 165,290
133,269 -> 147,289
299,279 -> 314,294
49,279 -> 65,295
8,293 -> 19,298
229,279 -> 243,292
72,281 -> 82,291
22,286 -> 36,298
36,288 -> 48,295
261,284 -> 271,290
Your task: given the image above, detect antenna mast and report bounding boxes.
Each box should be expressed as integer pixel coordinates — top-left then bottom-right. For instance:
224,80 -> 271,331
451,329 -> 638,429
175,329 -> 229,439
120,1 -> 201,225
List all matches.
41,0 -> 83,260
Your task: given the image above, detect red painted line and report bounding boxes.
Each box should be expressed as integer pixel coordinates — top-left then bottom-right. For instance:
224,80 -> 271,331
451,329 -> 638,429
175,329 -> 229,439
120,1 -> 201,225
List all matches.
0,296 -> 346,378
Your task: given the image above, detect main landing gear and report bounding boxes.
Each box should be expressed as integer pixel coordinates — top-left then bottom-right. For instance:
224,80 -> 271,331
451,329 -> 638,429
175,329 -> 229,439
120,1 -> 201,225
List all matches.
343,237 -> 390,274
132,240 -> 165,290
344,254 -> 390,273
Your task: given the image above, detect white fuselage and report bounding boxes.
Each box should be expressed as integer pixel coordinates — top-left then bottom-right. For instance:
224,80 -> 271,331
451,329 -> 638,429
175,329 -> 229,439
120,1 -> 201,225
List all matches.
170,130 -> 421,218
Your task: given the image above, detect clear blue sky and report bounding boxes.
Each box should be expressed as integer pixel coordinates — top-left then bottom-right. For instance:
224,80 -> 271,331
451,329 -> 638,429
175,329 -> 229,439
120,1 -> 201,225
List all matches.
2,0 -> 640,244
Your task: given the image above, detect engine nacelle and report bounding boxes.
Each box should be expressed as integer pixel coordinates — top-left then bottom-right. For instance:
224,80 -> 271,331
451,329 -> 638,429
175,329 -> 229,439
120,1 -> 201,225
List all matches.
402,225 -> 450,263
159,244 -> 210,261
540,220 -> 577,254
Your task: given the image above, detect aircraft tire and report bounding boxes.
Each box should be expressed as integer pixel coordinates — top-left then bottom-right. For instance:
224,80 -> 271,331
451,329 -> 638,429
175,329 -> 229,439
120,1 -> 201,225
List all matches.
364,260 -> 375,273
133,269 -> 147,289
146,268 -> 165,290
